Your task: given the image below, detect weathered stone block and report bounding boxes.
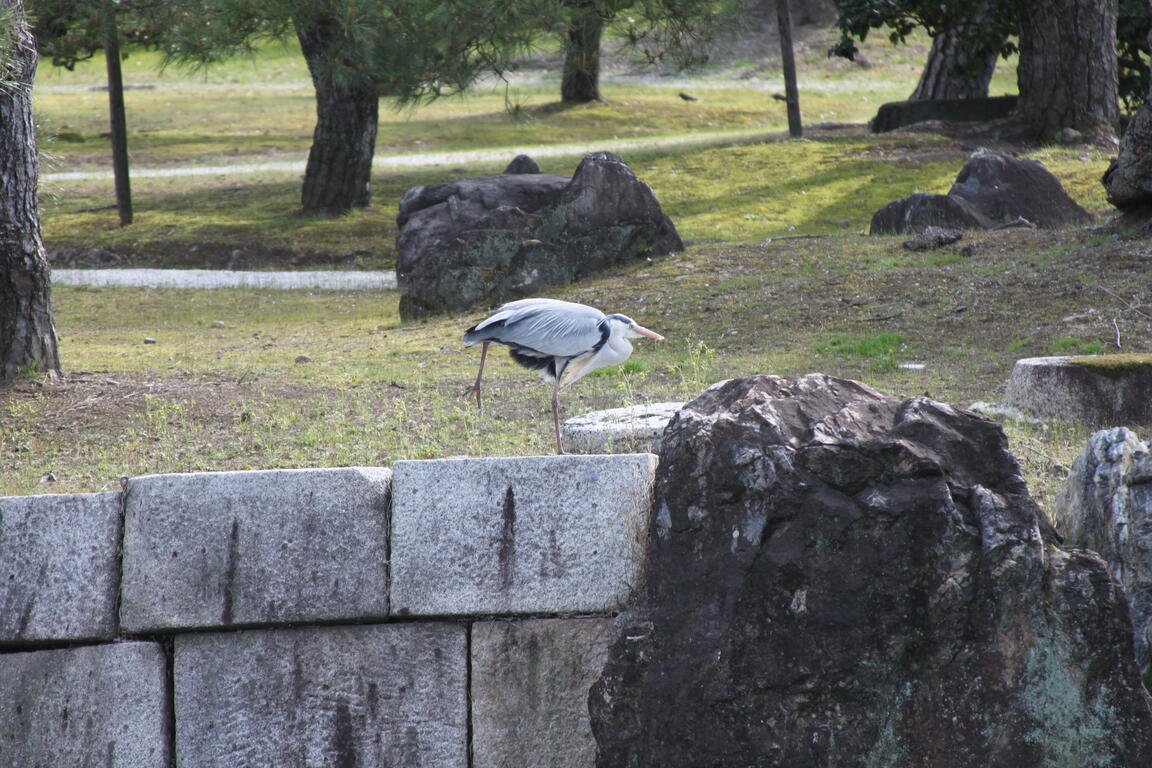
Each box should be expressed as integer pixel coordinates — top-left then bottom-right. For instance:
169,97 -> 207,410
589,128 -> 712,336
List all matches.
472,617 -> 616,768
0,642 -> 170,767
174,623 -> 467,768
120,467 -> 391,633
1003,355 -> 1152,426
391,454 -> 656,616
562,402 -> 683,455
0,491 -> 122,643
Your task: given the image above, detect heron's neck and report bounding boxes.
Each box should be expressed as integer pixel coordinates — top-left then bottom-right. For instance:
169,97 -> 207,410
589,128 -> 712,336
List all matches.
606,331 -> 634,362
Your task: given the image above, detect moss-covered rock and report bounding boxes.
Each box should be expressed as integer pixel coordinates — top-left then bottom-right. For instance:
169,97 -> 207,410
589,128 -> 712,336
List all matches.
395,152 -> 682,320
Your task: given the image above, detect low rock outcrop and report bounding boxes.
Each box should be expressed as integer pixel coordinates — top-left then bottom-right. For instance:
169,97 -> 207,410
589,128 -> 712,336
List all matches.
1054,427 -> 1152,679
1003,354 -> 1152,426
870,96 -> 1018,134
871,148 -> 1092,234
396,152 -> 682,320
590,374 -> 1152,768
870,193 -> 990,235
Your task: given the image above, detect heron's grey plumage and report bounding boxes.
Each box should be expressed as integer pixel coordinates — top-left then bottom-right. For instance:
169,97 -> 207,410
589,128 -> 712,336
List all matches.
463,297 -> 664,454
465,298 -> 606,360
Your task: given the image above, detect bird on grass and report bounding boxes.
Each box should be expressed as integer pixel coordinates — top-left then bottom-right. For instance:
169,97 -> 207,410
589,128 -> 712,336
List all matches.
464,298 -> 664,454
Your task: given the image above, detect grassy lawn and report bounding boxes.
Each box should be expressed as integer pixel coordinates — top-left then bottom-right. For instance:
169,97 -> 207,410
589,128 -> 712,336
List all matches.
4,24 -> 1145,519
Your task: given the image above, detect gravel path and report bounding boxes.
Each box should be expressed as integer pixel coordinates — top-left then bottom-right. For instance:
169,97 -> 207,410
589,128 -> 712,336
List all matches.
43,129 -> 764,182
53,268 -> 397,291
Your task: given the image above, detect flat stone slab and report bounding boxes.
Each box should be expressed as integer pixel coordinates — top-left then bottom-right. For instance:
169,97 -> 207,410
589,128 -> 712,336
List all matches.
120,467 -> 391,633
0,642 -> 170,767
390,454 -> 657,616
1003,355 -> 1152,426
562,402 -> 684,454
0,491 -> 122,644
175,623 -> 467,768
472,617 -> 616,768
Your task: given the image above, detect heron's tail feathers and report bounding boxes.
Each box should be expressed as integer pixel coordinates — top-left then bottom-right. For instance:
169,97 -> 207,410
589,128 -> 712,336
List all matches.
508,347 -> 559,381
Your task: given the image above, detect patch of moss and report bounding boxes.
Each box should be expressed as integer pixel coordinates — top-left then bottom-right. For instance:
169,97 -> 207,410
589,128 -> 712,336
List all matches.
1069,353 -> 1152,380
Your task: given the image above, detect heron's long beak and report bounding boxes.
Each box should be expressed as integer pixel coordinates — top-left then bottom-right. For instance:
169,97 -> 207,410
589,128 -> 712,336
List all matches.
633,325 -> 664,341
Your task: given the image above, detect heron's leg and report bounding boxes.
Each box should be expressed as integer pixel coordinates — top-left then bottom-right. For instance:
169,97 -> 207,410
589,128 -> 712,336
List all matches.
463,341 -> 489,411
551,375 -> 565,455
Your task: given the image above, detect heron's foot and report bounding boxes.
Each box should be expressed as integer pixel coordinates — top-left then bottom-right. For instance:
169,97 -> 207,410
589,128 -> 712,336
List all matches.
463,384 -> 482,409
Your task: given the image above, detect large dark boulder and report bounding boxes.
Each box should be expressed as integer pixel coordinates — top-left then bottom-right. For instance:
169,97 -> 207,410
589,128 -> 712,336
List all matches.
948,148 -> 1093,229
396,152 -> 683,320
870,148 -> 1093,234
590,374 -> 1152,768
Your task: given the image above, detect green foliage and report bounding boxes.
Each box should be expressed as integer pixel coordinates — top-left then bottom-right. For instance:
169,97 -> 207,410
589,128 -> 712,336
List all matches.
831,0 -> 1152,108
829,0 -> 1016,64
814,332 -> 906,372
1047,337 -> 1106,356
27,0 -> 168,68
0,4 -> 21,87
1118,0 -> 1152,109
612,0 -> 732,69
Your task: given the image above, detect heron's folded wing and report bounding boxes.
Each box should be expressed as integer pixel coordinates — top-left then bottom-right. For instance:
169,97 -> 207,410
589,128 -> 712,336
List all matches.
475,301 -> 605,358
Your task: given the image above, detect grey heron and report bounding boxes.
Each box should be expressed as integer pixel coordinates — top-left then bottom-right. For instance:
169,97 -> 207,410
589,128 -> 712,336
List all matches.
464,298 -> 664,454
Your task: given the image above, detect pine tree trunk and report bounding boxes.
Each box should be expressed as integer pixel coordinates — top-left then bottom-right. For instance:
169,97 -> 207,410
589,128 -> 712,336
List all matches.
102,0 -> 133,226
561,3 -> 604,103
1,0 -> 60,381
910,24 -> 1002,101
1013,0 -> 1119,141
296,15 -> 379,215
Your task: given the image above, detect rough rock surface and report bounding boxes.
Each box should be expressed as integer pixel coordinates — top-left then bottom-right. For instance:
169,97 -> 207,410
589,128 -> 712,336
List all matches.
1002,355 -> 1152,426
175,624 -> 466,768
0,491 -> 122,644
870,95 -> 1018,133
871,148 -> 1092,234
869,192 -> 991,234
948,148 -> 1093,229
503,154 -> 541,174
396,152 -> 682,319
472,617 -> 616,768
1104,104 -> 1152,213
902,225 -> 963,251
120,467 -> 391,632
1054,427 -> 1152,678
390,454 -> 656,616
0,642 -> 171,767
562,402 -> 684,454
590,374 -> 1152,768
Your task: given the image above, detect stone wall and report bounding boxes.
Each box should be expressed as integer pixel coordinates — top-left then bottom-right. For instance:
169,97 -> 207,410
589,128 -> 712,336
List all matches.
0,454 -> 657,768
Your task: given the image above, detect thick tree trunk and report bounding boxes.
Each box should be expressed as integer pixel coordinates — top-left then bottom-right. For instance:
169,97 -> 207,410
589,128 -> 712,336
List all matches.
296,15 -> 379,215
561,3 -> 604,103
1,0 -> 60,381
911,24 -> 1002,101
1013,0 -> 1119,141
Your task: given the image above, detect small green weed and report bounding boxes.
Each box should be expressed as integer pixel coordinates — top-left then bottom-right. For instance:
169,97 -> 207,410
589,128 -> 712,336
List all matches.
1006,336 -> 1036,355
1047,337 -> 1106,355
814,332 -> 906,373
